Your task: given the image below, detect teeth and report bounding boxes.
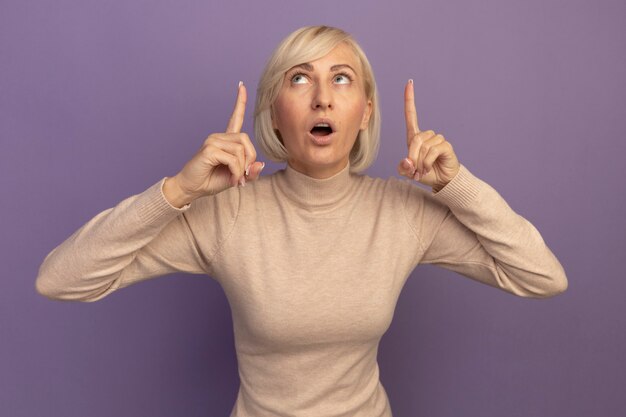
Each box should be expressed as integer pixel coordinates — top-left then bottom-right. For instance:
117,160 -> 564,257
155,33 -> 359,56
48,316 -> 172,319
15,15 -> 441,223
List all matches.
315,123 -> 330,127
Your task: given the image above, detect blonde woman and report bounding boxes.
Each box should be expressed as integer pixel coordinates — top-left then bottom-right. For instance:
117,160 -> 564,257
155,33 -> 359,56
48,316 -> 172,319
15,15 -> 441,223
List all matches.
36,25 -> 567,416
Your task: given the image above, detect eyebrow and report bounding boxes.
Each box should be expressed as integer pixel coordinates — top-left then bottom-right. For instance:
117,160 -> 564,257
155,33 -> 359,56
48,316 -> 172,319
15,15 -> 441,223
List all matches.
291,63 -> 357,73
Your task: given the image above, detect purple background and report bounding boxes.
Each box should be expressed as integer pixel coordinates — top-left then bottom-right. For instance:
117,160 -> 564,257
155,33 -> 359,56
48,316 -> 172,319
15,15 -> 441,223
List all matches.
2,0 -> 625,416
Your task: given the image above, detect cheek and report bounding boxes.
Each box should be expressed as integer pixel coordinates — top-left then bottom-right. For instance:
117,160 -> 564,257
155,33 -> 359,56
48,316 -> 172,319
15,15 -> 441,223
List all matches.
349,101 -> 367,128
273,97 -> 293,130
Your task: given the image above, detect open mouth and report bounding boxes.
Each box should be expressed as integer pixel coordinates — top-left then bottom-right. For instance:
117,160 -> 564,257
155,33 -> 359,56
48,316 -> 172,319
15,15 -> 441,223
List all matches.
310,123 -> 334,137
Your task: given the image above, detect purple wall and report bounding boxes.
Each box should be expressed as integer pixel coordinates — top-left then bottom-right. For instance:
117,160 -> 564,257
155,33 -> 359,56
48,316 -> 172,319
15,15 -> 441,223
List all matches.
2,0 -> 624,416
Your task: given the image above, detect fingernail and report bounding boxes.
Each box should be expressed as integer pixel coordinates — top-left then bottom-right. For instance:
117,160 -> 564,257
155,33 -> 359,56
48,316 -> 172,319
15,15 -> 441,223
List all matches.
413,170 -> 421,181
403,158 -> 415,173
238,176 -> 246,187
245,164 -> 250,177
260,162 -> 266,172
408,79 -> 413,85
238,81 -> 243,88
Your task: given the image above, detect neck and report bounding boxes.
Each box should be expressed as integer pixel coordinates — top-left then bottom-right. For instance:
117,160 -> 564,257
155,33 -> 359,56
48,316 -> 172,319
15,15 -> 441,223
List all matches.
286,159 -> 350,179
274,160 -> 357,212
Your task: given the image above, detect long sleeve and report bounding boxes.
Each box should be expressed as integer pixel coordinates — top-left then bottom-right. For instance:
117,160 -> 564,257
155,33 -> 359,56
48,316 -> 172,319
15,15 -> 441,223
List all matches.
405,165 -> 567,298
35,178 -> 238,302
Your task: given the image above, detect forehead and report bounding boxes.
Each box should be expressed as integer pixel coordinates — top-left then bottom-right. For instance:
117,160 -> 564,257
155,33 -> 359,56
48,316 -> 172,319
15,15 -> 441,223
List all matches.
294,42 -> 361,72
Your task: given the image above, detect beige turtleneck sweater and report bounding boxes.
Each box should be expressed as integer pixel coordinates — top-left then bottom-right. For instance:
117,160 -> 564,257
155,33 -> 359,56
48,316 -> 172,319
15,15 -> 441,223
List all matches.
36,162 -> 567,416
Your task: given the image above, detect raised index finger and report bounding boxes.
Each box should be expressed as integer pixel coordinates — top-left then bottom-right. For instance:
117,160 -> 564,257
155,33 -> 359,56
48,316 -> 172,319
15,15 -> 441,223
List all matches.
226,81 -> 247,133
404,79 -> 420,144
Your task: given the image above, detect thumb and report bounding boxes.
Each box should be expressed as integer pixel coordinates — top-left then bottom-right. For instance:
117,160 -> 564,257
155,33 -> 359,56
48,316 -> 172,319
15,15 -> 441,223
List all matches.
397,158 -> 416,178
246,161 -> 266,181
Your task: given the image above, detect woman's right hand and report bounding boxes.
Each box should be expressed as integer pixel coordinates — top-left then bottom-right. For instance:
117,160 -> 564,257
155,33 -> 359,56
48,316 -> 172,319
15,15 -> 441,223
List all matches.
163,82 -> 265,208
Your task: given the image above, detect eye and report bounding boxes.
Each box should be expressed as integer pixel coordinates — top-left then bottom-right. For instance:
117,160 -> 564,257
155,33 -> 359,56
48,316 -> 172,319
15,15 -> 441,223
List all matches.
334,72 -> 353,84
290,72 -> 309,84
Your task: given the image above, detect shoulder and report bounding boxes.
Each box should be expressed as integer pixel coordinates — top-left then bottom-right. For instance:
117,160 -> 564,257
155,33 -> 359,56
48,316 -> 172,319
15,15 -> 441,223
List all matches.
354,172 -> 432,204
182,183 -> 242,236
193,167 -> 278,210
358,173 -> 451,224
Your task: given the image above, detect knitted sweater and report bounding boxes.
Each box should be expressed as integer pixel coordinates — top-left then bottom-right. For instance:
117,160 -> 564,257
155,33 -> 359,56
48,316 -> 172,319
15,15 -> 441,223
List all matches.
36,162 -> 567,416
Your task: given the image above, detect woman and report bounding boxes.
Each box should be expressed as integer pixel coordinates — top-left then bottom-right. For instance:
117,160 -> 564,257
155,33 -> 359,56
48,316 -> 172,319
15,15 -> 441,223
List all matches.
36,25 -> 567,416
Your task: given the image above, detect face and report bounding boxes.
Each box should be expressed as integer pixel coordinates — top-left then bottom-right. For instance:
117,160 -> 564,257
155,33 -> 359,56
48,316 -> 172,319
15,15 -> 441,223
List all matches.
272,42 -> 373,178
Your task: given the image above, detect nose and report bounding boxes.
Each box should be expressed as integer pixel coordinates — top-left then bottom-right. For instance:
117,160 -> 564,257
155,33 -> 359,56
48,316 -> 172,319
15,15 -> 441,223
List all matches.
311,83 -> 333,110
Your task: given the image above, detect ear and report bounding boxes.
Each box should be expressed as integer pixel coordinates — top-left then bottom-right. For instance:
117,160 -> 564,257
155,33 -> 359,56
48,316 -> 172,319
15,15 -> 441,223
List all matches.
360,99 -> 373,130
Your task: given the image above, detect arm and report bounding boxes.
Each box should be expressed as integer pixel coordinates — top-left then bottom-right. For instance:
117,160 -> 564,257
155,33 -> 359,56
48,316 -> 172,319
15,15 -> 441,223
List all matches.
35,178 -> 225,302
406,165 -> 568,298
36,82 -> 265,302
398,80 -> 566,297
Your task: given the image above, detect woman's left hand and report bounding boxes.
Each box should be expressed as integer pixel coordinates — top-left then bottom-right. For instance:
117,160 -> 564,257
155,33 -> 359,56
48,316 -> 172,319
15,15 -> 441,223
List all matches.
397,79 -> 460,192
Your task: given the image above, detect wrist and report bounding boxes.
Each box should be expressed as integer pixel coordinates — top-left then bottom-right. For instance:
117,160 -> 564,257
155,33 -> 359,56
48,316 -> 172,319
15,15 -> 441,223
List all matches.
162,176 -> 194,209
432,166 -> 461,193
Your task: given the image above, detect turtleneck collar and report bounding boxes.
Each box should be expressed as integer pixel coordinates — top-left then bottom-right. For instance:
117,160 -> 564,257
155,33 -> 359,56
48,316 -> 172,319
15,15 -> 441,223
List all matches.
274,161 -> 357,211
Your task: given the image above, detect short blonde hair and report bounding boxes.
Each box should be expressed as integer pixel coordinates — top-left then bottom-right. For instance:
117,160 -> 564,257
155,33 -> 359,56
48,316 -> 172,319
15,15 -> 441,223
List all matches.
253,25 -> 381,173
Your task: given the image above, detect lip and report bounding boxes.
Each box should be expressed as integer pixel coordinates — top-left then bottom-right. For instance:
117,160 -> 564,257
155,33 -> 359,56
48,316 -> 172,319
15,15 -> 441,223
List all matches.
308,117 -> 336,134
307,131 -> 335,145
